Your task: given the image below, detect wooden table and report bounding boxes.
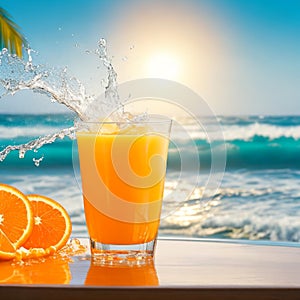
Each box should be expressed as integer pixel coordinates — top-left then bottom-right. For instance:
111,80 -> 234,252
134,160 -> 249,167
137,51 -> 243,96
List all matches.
1,238 -> 300,300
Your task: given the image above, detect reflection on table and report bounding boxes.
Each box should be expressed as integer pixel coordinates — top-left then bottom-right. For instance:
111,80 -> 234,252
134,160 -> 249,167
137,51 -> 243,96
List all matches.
0,256 -> 71,284
85,260 -> 159,286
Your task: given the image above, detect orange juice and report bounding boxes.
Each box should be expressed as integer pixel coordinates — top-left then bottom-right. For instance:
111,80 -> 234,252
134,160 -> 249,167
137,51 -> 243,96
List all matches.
77,126 -> 169,246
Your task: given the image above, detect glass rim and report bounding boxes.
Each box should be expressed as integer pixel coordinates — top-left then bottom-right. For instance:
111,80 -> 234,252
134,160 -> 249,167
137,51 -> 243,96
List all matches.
75,114 -> 172,125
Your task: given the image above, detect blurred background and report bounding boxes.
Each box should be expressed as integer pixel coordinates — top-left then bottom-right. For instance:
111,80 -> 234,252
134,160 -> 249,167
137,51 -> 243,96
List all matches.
1,0 -> 300,243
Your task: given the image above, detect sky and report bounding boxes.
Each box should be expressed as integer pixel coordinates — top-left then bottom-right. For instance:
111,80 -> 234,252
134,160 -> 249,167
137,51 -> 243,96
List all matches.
0,0 -> 299,115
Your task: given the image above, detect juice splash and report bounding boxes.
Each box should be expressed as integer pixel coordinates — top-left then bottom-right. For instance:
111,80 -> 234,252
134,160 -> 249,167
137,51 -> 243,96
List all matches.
0,239 -> 87,284
0,39 -> 122,163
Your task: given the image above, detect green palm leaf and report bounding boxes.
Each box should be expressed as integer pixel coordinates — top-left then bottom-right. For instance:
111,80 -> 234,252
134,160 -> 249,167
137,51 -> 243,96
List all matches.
0,7 -> 27,57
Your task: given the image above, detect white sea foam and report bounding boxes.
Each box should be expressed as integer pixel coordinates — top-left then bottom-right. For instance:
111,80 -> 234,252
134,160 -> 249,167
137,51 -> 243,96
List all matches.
0,125 -> 65,139
161,192 -> 300,242
160,169 -> 300,242
2,122 -> 299,141
174,122 -> 300,141
222,123 -> 300,141
200,202 -> 300,242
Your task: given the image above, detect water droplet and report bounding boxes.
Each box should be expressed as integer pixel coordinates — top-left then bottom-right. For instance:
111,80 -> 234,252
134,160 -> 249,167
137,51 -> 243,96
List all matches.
33,156 -> 44,167
100,78 -> 107,87
19,150 -> 25,159
99,38 -> 106,47
122,56 -> 128,61
59,134 -> 64,139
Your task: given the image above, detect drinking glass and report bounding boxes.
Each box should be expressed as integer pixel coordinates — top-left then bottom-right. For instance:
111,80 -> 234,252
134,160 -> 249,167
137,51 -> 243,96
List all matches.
76,115 -> 172,263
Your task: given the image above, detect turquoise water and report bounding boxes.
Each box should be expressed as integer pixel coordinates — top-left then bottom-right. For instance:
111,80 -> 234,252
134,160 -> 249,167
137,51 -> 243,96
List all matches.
1,114 -> 300,242
2,114 -> 300,169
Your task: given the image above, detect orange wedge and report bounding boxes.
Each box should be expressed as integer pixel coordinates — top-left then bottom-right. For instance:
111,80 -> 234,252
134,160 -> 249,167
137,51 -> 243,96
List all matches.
0,183 -> 33,259
23,194 -> 72,251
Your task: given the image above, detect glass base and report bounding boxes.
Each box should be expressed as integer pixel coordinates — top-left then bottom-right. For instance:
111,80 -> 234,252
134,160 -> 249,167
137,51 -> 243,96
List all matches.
90,238 -> 157,265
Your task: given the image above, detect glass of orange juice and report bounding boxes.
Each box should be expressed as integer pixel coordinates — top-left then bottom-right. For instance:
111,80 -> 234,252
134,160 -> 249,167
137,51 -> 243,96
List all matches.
76,115 -> 171,263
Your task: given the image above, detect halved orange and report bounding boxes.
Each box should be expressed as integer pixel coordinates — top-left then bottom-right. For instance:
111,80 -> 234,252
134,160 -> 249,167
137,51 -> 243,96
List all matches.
0,183 -> 33,252
0,229 -> 16,260
23,194 -> 72,251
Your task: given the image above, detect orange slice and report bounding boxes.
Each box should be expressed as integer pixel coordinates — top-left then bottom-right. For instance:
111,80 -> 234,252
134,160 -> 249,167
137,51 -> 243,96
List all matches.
0,183 -> 33,249
22,194 -> 72,251
0,229 -> 16,260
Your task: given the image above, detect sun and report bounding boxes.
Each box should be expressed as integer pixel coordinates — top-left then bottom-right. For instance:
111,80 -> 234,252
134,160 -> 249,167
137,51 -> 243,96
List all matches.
146,52 -> 181,81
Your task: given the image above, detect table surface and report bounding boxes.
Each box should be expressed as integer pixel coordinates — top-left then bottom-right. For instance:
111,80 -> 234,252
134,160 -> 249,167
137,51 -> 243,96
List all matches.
1,238 -> 300,300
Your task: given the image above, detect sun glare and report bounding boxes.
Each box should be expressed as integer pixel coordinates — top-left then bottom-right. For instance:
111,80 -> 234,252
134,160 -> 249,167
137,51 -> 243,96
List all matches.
110,1 -> 224,91
146,53 -> 181,80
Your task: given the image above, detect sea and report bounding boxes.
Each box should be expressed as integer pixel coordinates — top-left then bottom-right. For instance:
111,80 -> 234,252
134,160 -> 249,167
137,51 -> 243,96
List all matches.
1,113 -> 300,244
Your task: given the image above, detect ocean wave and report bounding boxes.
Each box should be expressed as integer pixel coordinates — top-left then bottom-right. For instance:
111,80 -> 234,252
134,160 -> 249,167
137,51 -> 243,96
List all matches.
160,195 -> 300,242
1,136 -> 300,169
1,118 -> 300,142
222,123 -> 300,141
1,115 -> 300,170
199,213 -> 300,242
0,125 -> 65,139
179,123 -> 300,141
160,169 -> 300,242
